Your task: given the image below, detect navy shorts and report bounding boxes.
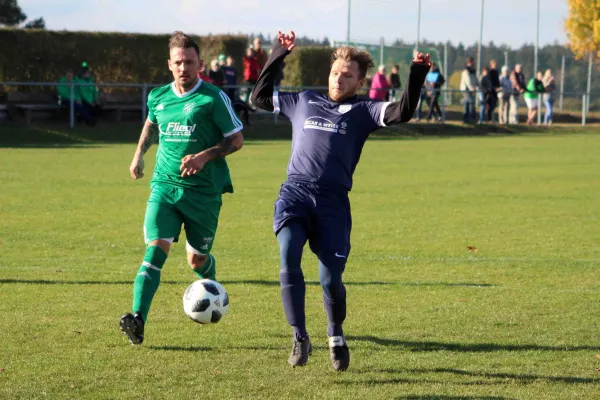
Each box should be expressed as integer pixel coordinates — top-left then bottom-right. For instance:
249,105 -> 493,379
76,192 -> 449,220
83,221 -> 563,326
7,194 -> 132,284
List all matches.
273,180 -> 352,257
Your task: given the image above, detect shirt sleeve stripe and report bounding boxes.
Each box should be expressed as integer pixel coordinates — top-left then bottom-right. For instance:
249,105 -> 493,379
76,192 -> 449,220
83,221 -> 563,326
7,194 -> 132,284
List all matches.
222,125 -> 243,137
379,102 -> 391,127
218,91 -> 243,131
273,90 -> 280,114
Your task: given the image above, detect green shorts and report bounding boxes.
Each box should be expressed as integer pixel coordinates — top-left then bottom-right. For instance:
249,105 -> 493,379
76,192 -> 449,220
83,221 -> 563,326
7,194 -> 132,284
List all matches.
143,183 -> 222,255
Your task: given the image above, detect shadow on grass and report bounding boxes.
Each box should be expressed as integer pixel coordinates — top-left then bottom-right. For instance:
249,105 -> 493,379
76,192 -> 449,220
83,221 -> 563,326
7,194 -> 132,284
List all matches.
350,367 -> 598,388
148,345 -> 211,352
348,335 -> 600,353
423,368 -> 598,384
395,396 -> 518,400
0,278 -> 494,288
2,119 -> 599,148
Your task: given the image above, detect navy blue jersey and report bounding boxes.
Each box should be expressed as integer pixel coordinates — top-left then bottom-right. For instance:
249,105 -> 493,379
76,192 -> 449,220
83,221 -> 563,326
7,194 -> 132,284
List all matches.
273,90 -> 390,191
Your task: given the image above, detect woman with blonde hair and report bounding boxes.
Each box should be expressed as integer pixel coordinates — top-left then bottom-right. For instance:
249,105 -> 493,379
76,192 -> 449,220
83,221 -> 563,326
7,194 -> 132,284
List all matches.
542,69 -> 556,125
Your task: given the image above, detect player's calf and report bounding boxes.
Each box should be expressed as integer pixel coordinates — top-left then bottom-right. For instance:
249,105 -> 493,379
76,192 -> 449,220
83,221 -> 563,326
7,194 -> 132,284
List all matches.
188,251 -> 216,281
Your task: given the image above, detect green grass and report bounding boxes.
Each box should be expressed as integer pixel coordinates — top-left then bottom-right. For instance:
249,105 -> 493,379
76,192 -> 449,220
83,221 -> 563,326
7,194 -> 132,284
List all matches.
1,121 -> 599,399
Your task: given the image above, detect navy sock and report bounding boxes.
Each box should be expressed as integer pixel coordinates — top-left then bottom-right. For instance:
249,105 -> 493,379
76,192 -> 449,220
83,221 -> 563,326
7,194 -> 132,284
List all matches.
277,222 -> 309,341
318,255 -> 347,337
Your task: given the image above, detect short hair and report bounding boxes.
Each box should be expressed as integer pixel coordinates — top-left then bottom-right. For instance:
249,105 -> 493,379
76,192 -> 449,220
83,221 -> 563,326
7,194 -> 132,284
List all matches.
466,57 -> 475,64
482,66 -> 489,73
331,47 -> 374,79
168,31 -> 200,58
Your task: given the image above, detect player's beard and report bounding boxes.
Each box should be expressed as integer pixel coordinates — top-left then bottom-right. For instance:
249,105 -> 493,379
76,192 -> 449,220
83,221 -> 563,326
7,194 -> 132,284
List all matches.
180,75 -> 198,91
329,85 -> 358,103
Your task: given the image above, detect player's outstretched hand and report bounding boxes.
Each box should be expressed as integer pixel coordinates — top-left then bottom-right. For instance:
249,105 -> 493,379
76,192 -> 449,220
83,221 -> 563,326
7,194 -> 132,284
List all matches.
413,52 -> 432,68
180,153 -> 207,177
277,31 -> 296,51
129,156 -> 145,180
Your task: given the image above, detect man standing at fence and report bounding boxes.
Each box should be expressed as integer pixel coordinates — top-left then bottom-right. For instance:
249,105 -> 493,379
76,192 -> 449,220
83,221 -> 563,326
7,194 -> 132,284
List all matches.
120,31 -> 244,345
510,64 -> 526,124
251,30 -> 429,372
460,57 -> 478,123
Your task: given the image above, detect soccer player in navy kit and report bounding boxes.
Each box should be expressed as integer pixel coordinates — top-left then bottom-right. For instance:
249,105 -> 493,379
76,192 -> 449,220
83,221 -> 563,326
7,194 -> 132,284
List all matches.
252,31 -> 430,371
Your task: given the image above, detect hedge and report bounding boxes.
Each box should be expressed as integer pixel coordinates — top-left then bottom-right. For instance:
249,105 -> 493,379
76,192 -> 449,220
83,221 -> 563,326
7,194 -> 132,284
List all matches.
281,47 -> 333,88
0,29 -> 247,90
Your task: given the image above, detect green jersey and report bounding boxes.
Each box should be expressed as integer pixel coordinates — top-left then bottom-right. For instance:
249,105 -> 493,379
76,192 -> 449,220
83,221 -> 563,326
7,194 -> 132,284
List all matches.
147,79 -> 243,193
524,78 -> 545,100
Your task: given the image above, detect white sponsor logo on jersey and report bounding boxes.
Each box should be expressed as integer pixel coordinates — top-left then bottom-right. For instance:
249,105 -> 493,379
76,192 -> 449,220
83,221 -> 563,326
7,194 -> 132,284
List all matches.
156,103 -> 165,111
304,116 -> 346,134
163,122 -> 196,135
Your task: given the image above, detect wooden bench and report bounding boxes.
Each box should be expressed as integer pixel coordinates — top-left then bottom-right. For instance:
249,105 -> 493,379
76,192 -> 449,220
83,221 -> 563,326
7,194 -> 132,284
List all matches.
3,91 -> 146,124
6,92 -> 61,125
99,93 -> 145,122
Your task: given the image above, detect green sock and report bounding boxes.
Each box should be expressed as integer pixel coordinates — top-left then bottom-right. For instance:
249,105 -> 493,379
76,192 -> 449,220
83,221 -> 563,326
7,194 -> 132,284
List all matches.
191,254 -> 216,281
132,245 -> 168,322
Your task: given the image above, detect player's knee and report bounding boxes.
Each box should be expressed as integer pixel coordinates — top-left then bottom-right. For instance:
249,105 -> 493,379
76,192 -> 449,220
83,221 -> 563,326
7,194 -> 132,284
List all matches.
188,252 -> 208,270
147,239 -> 172,254
318,257 -> 346,299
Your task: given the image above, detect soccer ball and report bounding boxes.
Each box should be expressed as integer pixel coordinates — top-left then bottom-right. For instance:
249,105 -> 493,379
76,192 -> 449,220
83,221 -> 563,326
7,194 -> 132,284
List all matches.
183,279 -> 229,324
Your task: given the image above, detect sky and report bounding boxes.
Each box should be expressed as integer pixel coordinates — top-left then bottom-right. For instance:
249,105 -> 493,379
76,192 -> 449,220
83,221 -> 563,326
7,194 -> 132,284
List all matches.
19,0 -> 569,49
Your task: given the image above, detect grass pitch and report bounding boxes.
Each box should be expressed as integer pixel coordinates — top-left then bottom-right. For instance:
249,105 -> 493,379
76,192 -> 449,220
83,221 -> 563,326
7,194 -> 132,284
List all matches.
0,121 -> 599,399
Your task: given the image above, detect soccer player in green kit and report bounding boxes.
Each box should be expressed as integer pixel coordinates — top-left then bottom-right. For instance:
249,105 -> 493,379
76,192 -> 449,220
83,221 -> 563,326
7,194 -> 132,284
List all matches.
120,31 -> 244,345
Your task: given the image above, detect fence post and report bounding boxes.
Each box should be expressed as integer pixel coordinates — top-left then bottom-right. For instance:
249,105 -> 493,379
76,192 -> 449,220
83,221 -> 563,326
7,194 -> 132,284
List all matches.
559,54 -> 565,111
582,94 -> 587,126
537,93 -> 542,126
141,83 -> 148,123
69,81 -> 75,129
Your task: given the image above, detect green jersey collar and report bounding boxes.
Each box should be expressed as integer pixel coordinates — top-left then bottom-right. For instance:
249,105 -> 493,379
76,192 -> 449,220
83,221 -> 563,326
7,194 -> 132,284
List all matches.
170,78 -> 203,98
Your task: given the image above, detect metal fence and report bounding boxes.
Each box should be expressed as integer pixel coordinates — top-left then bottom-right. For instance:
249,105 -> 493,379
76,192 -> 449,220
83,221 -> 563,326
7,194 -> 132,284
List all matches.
0,81 -> 596,127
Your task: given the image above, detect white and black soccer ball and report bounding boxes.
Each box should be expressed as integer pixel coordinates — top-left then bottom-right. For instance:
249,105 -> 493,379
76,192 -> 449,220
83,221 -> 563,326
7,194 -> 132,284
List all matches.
183,279 -> 229,324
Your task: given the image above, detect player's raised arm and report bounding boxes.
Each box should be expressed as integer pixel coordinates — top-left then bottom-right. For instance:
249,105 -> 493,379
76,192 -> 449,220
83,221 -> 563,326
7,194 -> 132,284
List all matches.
250,31 -> 296,112
382,53 -> 431,125
129,118 -> 159,179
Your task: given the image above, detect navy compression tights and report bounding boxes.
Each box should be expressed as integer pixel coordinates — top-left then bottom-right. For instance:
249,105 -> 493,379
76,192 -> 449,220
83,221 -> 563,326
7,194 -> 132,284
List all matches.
277,221 -> 347,340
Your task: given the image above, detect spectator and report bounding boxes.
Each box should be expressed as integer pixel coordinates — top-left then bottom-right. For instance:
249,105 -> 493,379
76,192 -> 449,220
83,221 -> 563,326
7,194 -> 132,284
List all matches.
388,64 -> 401,101
488,59 -> 500,121
222,55 -> 238,101
368,65 -> 390,101
498,65 -> 513,124
252,37 -> 268,72
524,71 -> 545,125
426,62 -> 445,121
218,54 -> 226,67
243,47 -> 260,104
208,59 -> 224,87
460,57 -> 478,123
197,61 -> 212,83
510,64 -> 526,124
479,67 -> 494,123
57,69 -> 95,126
77,65 -> 102,119
415,83 -> 429,121
542,69 -> 556,125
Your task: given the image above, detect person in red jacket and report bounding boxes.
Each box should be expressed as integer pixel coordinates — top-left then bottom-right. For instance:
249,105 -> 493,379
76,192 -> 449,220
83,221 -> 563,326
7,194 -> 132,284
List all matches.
243,48 -> 260,104
197,61 -> 212,83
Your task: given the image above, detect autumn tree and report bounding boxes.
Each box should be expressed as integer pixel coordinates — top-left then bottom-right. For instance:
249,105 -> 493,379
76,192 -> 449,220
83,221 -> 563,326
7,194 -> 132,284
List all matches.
565,0 -> 600,59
